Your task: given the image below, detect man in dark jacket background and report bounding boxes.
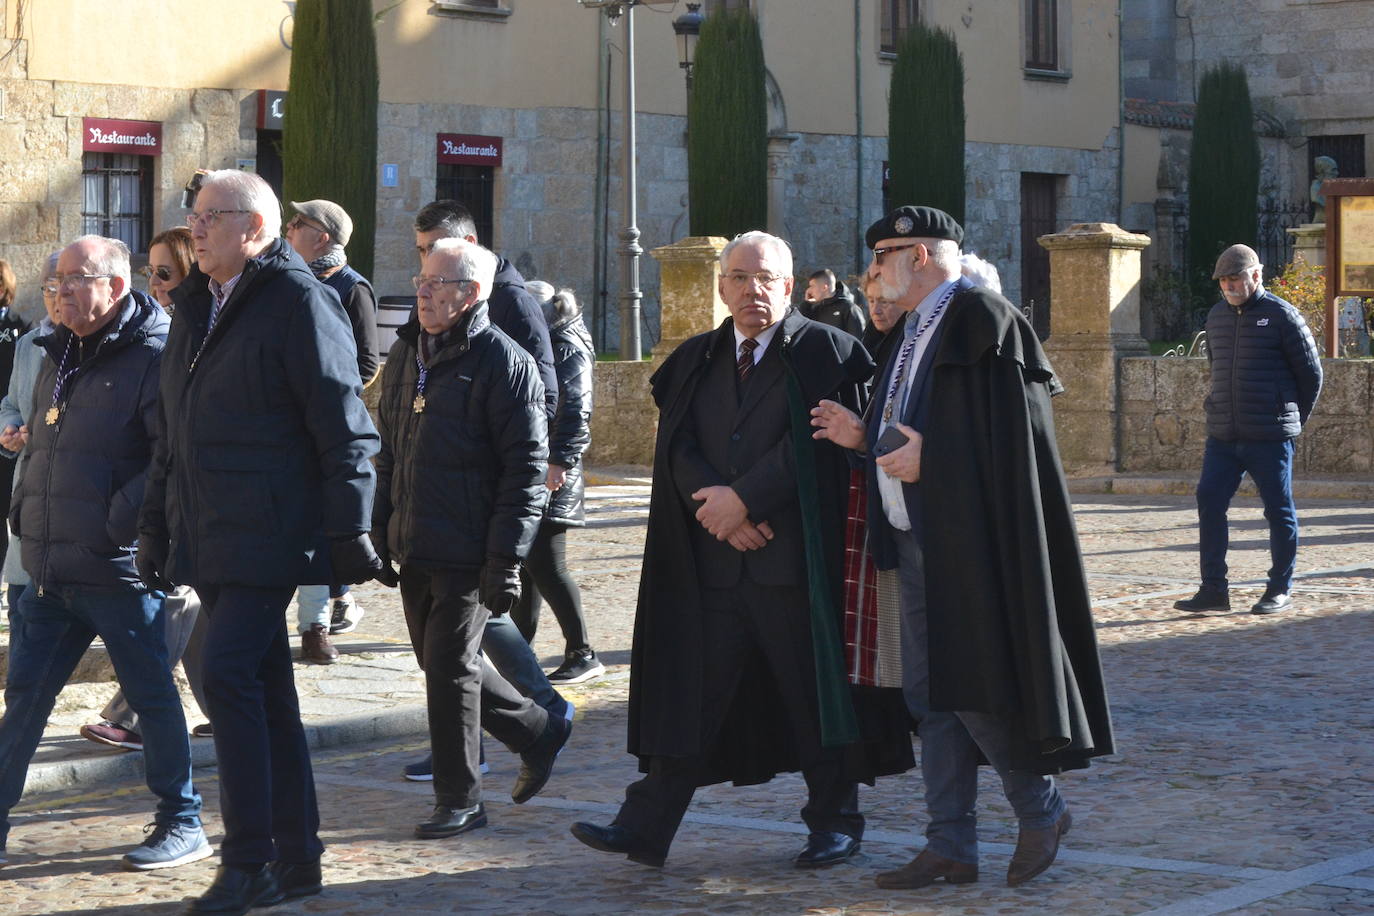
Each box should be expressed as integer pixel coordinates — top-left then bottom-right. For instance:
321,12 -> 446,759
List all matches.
373,237 -> 569,840
0,236 -> 207,872
801,269 -> 866,340
1174,244 -> 1323,616
812,206 -> 1113,890
138,170 -> 384,912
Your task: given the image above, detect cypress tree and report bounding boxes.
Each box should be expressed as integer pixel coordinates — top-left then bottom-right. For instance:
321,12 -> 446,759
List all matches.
281,0 -> 379,279
887,23 -> 965,224
1187,63 -> 1259,301
688,8 -> 767,237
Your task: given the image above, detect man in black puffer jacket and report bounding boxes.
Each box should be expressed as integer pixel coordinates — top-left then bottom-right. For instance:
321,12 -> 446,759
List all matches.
374,237 -> 570,841
1175,244 -> 1323,616
2,236 -> 208,872
139,170 -> 384,913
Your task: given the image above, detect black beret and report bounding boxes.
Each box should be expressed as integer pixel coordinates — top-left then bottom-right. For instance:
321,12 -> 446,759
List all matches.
865,205 -> 964,249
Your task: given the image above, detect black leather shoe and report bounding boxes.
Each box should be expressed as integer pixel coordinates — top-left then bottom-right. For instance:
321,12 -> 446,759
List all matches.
415,803 -> 487,839
570,821 -> 666,868
1251,591 -> 1292,615
269,860 -> 322,900
1174,588 -> 1230,613
186,863 -> 284,914
512,713 -> 572,804
794,831 -> 861,868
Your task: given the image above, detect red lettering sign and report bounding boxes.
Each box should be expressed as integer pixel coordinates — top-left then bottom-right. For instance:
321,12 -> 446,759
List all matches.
83,118 -> 162,156
436,133 -> 503,167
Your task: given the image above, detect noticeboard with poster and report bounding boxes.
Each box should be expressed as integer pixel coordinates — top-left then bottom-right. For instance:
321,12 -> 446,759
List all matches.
1337,196 -> 1374,294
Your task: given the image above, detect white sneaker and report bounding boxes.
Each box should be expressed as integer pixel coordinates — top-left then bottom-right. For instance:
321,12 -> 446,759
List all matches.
328,593 -> 364,635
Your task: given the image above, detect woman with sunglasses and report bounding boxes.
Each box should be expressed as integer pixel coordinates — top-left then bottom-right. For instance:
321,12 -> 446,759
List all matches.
140,227 -> 195,314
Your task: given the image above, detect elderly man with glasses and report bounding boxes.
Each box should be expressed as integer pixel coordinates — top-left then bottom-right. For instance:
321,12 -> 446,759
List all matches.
138,169 -> 386,912
0,235 -> 207,872
571,230 -> 912,870
371,237 -> 570,840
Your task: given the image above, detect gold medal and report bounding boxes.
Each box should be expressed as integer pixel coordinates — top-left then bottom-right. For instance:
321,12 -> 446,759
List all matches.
45,406 -> 60,426
413,394 -> 426,414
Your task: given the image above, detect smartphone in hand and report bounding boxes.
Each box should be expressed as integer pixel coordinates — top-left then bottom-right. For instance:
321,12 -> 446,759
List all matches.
873,425 -> 910,457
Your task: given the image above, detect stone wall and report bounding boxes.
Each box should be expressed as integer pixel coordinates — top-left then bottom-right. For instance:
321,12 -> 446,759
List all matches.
586,360 -> 656,467
1118,357 -> 1373,475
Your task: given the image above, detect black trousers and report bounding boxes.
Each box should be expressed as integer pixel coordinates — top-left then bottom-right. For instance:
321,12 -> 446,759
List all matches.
614,580 -> 862,855
511,523 -> 590,653
197,584 -> 319,868
400,565 -> 548,809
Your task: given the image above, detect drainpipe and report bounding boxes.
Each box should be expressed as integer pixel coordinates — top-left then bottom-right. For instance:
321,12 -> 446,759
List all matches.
854,0 -> 864,269
1116,0 -> 1124,224
593,14 -> 610,351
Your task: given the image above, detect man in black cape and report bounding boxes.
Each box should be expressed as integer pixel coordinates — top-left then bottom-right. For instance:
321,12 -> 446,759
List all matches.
813,206 -> 1114,890
571,231 -> 912,870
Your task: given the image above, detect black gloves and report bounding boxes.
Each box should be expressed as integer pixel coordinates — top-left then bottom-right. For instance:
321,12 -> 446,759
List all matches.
136,533 -> 174,592
479,558 -> 521,616
331,533 -> 386,586
370,528 -> 400,588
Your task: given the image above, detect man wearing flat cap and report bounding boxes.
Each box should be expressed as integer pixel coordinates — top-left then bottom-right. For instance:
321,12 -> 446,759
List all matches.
1173,244 -> 1322,616
286,199 -> 381,656
812,205 -> 1114,890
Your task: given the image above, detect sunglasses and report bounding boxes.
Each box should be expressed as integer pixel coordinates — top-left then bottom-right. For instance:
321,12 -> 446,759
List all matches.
139,265 -> 176,282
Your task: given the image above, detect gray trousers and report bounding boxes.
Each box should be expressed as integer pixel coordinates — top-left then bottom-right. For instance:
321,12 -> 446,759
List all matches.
102,587 -> 209,731
894,530 -> 1064,864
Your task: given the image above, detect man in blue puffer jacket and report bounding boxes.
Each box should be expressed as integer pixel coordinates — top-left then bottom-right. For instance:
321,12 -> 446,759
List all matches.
0,236 -> 208,872
1175,244 -> 1323,616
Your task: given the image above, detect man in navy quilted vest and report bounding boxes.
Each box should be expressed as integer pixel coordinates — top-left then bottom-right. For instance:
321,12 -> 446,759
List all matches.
1175,244 -> 1323,616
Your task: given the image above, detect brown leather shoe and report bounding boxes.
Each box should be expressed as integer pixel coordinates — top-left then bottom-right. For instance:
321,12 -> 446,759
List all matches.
300,624 -> 339,664
875,848 -> 978,889
1006,808 -> 1073,887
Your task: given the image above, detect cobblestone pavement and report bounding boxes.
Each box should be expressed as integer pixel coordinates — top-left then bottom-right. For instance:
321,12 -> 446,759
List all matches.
2,481 -> 1372,915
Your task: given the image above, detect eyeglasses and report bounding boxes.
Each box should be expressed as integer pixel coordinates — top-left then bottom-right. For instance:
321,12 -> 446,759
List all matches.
55,274 -> 114,290
139,265 -> 176,282
286,217 -> 325,234
723,271 -> 787,288
871,242 -> 920,265
186,209 -> 250,229
41,280 -> 60,295
411,275 -> 473,290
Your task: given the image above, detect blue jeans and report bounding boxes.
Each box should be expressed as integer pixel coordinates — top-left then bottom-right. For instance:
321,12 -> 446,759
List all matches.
1196,437 -> 1298,593
0,585 -> 201,846
295,584 -> 353,631
482,613 -> 567,718
894,531 -> 1063,864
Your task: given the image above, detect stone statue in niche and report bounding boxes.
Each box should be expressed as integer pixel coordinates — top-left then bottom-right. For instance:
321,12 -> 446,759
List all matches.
1311,155 -> 1338,222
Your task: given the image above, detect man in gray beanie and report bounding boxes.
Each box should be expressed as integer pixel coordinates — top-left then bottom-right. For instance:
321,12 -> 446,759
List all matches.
1174,244 -> 1323,615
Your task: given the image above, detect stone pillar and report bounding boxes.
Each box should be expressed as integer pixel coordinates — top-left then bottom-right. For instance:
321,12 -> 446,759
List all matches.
1287,223 -> 1326,267
650,235 -> 729,359
1037,222 -> 1151,476
766,132 -> 799,238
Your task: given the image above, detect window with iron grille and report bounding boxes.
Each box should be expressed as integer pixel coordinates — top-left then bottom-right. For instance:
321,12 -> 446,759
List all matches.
436,164 -> 495,249
880,0 -> 918,55
81,152 -> 153,253
1025,0 -> 1059,71
1308,135 -> 1366,181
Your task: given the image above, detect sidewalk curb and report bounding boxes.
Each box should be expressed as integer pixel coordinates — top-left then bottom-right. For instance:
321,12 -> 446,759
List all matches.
23,705 -> 429,797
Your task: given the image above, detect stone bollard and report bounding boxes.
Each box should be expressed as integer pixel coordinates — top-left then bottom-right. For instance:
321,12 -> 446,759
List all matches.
649,236 -> 730,359
1038,222 -> 1151,476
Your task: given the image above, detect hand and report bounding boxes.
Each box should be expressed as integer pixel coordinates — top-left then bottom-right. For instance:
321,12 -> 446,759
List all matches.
330,533 -> 385,585
810,400 -> 865,450
725,520 -> 774,552
690,485 -> 748,539
546,463 -> 568,492
875,422 -> 923,483
479,559 -> 521,616
135,533 -> 174,592
0,425 -> 24,453
370,528 -> 400,588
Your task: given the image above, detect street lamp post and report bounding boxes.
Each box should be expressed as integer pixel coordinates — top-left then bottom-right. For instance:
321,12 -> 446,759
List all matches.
579,0 -> 661,361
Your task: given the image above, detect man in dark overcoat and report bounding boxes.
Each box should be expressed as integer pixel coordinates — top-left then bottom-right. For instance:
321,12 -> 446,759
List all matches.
571,230 -> 905,870
813,206 -> 1115,890
138,170 -> 385,912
